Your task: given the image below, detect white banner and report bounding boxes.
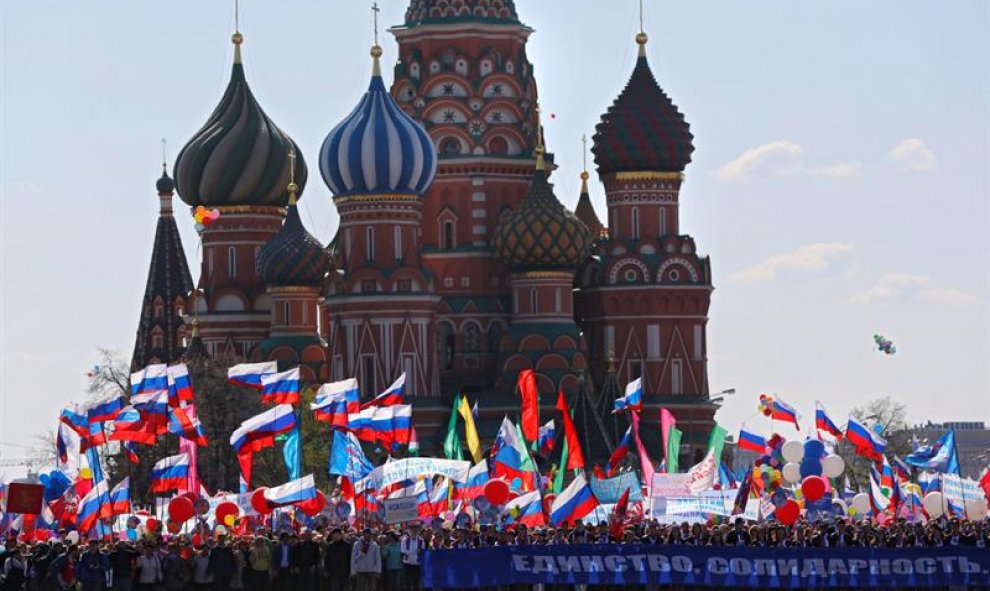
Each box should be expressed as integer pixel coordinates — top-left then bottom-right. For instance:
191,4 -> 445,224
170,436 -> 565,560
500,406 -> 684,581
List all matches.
356,458 -> 471,491
650,491 -> 760,523
383,496 -> 420,524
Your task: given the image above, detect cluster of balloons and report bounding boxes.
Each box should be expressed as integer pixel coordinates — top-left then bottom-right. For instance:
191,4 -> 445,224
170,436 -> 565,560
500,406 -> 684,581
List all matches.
757,394 -> 774,417
192,206 -> 221,234
85,365 -> 101,378
873,334 -> 897,355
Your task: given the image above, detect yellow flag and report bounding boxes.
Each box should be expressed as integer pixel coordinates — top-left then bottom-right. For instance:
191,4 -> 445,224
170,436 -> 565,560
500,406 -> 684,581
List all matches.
457,395 -> 482,463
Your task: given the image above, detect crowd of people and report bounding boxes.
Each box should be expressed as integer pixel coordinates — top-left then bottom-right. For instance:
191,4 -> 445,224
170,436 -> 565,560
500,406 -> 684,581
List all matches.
1,517 -> 988,591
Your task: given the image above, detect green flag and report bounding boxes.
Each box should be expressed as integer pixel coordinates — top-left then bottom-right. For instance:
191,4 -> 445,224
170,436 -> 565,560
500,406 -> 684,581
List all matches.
443,393 -> 464,460
707,424 -> 728,464
666,427 -> 682,474
553,437 -> 569,494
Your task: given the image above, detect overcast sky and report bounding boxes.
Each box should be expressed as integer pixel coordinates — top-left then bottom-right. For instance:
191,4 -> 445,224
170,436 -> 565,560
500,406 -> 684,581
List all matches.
1,1 -> 987,466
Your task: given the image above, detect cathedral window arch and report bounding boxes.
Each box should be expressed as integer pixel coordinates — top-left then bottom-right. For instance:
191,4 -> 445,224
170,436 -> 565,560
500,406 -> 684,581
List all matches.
282,301 -> 291,325
365,227 -> 375,262
555,288 -> 562,312
429,60 -> 441,75
656,257 -> 700,283
488,136 -> 509,155
530,288 -> 538,313
505,60 -> 515,74
480,59 -> 493,77
228,247 -> 237,279
608,257 -> 650,284
151,328 -> 164,351
153,297 -> 165,319
440,219 -> 456,250
394,226 -> 402,262
409,62 -> 421,79
659,208 -> 668,237
631,207 -> 641,240
440,137 -> 463,155
174,298 -> 185,317
454,58 -> 468,76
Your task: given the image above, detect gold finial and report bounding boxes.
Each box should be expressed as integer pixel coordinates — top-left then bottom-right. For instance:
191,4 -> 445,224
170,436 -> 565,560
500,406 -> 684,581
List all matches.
370,3 -> 383,76
580,134 -> 589,191
636,0 -> 648,58
534,105 -> 545,171
287,150 -> 299,205
232,0 -> 243,63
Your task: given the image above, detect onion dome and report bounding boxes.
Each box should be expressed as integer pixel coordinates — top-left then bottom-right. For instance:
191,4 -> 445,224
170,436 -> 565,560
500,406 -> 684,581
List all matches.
257,156 -> 328,287
156,165 -> 175,194
174,32 -> 308,207
404,0 -> 519,25
574,170 -> 603,239
494,147 -> 591,271
320,46 -> 437,199
592,33 -> 694,174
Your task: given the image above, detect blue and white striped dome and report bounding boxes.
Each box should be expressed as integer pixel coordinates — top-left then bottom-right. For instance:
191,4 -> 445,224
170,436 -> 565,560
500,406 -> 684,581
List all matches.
319,49 -> 438,198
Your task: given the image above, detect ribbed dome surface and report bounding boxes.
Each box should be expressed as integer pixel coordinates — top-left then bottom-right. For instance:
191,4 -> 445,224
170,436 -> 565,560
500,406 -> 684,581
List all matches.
257,204 -> 328,287
156,168 -> 175,194
320,63 -> 437,198
592,51 -> 694,174
494,168 -> 591,271
174,49 -> 307,207
405,0 -> 519,25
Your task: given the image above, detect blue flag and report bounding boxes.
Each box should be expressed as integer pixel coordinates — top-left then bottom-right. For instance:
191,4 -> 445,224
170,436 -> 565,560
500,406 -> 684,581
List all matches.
905,430 -> 960,475
282,416 -> 302,480
329,430 -> 374,480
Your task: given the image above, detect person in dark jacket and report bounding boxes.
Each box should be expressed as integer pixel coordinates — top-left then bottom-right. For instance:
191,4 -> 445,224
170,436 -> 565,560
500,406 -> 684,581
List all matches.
291,533 -> 319,591
207,536 -> 236,591
76,542 -> 109,591
321,530 -> 350,591
108,543 -> 136,591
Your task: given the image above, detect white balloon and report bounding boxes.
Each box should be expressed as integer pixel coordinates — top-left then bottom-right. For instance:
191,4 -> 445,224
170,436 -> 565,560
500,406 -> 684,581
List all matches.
965,498 -> 988,521
782,441 -> 805,464
822,454 -> 845,478
851,492 -> 871,514
65,531 -> 80,544
923,492 -> 944,518
782,462 -> 802,484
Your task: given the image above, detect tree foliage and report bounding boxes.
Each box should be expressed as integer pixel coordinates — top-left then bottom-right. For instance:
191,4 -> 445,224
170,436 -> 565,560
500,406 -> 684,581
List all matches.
839,396 -> 913,491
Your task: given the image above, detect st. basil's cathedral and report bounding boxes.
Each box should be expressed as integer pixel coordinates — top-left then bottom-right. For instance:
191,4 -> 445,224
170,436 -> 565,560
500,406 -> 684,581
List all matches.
132,0 -> 717,462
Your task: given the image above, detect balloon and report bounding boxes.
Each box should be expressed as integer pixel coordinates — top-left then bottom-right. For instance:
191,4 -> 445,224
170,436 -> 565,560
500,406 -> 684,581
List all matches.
215,501 -> 239,523
214,525 -> 228,537
168,497 -> 195,522
509,507 -> 521,518
803,439 -> 825,460
65,531 -> 80,544
762,408 -> 772,417
801,476 -> 827,502
224,514 -> 236,527
781,441 -> 804,464
799,458 -> 822,479
832,498 -> 848,516
126,529 -> 138,541
822,454 -> 845,478
202,216 -> 213,227
35,530 -> 51,542
194,222 -> 205,233
80,467 -> 93,480
782,462 -> 801,484
145,518 -> 160,532
126,516 -> 140,529
775,499 -> 800,525
166,520 -> 181,534
771,489 -> 787,507
923,492 -> 944,518
965,498 -> 988,520
484,479 -> 509,506
191,534 -> 202,547
510,478 -> 523,491
251,488 -> 272,514
209,209 -> 220,220
851,492 -> 871,515
473,496 -> 491,512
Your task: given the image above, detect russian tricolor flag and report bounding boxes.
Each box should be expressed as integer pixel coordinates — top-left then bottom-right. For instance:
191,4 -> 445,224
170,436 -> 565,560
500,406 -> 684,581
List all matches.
846,417 -> 887,461
166,363 -> 195,407
230,404 -> 297,454
550,473 -> 599,526
605,427 -> 633,477
503,491 -> 546,528
56,423 -> 70,464
76,480 -> 111,533
771,396 -> 801,429
454,460 -> 489,501
312,378 -> 360,428
168,404 -> 208,446
227,361 -> 277,390
131,390 -> 170,433
108,406 -> 158,446
493,418 -> 536,491
148,454 -> 190,493
109,477 -> 131,515
60,404 -> 91,439
352,404 -> 412,449
261,367 -> 301,405
86,395 -> 125,423
360,373 -> 406,410
131,364 -> 168,395
122,441 -> 140,464
263,474 -> 317,507
537,419 -> 556,456
613,378 -> 643,414
815,402 -> 843,440
737,427 -> 767,454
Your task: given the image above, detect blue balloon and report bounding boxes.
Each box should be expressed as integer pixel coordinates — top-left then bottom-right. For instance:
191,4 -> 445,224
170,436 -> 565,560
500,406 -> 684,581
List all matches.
126,529 -> 138,541
510,478 -> 523,490
803,439 -> 826,460
799,458 -> 823,479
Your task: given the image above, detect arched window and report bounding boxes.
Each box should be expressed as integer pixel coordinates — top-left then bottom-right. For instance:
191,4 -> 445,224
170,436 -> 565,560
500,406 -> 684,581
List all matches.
282,301 -> 291,325
228,247 -> 237,279
555,288 -> 562,313
153,298 -> 165,319
489,137 -> 508,155
659,208 -> 668,237
530,288 -> 538,313
394,226 -> 402,262
441,138 -> 462,155
442,221 -> 455,250
631,207 -> 640,240
365,226 -> 375,262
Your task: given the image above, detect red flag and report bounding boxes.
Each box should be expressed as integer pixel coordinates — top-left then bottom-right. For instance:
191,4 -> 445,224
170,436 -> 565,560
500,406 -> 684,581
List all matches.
518,369 -> 540,444
555,390 -> 585,470
592,465 -> 605,479
610,488 -> 631,540
979,469 -> 990,503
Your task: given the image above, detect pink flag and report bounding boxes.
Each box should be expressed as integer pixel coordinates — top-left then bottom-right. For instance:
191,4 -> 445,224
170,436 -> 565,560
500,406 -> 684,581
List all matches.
660,408 -> 677,464
629,412 -> 655,490
177,404 -> 200,494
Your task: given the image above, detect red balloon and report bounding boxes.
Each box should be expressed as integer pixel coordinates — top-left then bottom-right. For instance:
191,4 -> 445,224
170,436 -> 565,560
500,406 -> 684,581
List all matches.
145,518 -> 160,532
251,488 -> 272,514
35,529 -> 51,542
801,476 -> 827,502
215,501 -> 240,523
191,534 -> 202,547
168,497 -> 195,522
298,490 -> 327,517
483,479 -> 510,506
776,499 -> 800,525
